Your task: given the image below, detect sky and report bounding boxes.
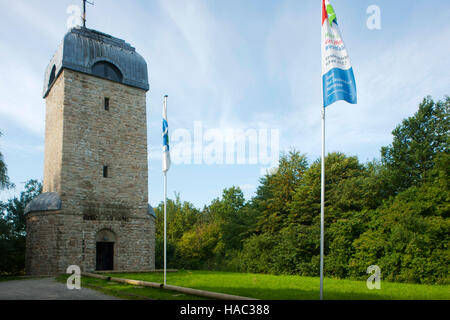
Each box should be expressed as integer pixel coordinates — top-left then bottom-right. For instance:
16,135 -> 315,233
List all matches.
0,0 -> 449,208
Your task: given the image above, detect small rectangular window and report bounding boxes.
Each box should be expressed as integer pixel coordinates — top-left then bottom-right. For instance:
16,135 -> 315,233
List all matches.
103,166 -> 108,178
104,97 -> 110,111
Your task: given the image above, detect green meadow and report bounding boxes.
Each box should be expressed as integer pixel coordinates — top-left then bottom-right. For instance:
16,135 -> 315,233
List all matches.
85,271 -> 449,300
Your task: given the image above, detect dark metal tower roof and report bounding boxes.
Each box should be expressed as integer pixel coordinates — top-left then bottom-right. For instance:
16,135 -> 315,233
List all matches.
24,192 -> 62,214
43,27 -> 149,98
148,204 -> 156,218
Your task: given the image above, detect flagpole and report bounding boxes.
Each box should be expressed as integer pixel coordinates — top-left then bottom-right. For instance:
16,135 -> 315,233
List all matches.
320,0 -> 357,300
320,106 -> 325,300
163,170 -> 167,286
320,1 -> 325,301
163,94 -> 168,286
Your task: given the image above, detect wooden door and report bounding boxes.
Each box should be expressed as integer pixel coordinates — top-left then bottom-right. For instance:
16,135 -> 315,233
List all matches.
96,242 -> 114,270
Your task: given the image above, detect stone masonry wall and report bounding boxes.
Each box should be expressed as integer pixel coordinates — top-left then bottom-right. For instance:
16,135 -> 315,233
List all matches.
25,211 -> 61,275
26,211 -> 155,274
43,72 -> 64,194
26,69 -> 154,275
61,69 -> 149,216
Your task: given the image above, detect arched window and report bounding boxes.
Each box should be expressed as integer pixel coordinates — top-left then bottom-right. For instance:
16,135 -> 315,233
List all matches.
96,229 -> 116,242
48,65 -> 56,86
91,61 -> 123,83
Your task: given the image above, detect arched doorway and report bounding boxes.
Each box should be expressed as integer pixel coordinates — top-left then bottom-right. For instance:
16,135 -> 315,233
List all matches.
95,229 -> 116,271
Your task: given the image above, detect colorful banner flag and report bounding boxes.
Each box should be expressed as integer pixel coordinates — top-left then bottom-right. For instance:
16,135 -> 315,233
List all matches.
322,0 -> 357,107
162,96 -> 170,173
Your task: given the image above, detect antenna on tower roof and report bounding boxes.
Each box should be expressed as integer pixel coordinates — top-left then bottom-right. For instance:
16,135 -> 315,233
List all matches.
82,0 -> 95,28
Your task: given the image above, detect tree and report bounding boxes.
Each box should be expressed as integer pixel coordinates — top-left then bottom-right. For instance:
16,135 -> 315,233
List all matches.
153,194 -> 200,269
350,169 -> 449,284
288,152 -> 366,226
255,150 -> 309,233
238,233 -> 278,274
1,180 -> 42,236
154,193 -> 200,242
0,179 -> 42,274
381,96 -> 449,193
205,187 -> 255,252
0,130 -> 13,190
177,223 -> 222,269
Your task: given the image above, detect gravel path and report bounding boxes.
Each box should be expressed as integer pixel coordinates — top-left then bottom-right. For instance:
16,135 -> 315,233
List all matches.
0,277 -> 120,300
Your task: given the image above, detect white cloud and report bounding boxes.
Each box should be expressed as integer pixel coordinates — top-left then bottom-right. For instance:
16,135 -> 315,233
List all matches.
0,53 -> 45,136
151,0 -> 259,129
0,0 -> 62,43
1,139 -> 44,154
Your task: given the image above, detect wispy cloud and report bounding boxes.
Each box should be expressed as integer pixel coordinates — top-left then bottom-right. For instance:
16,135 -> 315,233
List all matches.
152,0 -> 263,130
0,51 -> 45,136
0,0 -> 62,43
1,0 -> 449,207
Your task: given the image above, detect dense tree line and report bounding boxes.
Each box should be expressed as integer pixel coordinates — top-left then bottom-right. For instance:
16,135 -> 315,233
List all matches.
1,96 -> 448,282
0,180 -> 42,274
154,96 -> 449,284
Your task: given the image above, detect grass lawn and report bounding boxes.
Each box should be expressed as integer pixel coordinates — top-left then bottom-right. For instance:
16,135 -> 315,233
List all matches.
56,274 -> 205,300
100,270 -> 450,300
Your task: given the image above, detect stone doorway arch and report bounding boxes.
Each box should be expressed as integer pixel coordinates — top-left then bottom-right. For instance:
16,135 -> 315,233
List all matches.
95,229 -> 116,271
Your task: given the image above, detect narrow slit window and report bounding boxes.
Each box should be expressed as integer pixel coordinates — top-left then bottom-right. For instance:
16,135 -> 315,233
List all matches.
104,97 -> 110,111
103,166 -> 108,178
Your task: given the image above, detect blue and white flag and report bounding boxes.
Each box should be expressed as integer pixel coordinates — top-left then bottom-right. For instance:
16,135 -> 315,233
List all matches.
162,96 -> 170,173
322,0 -> 357,107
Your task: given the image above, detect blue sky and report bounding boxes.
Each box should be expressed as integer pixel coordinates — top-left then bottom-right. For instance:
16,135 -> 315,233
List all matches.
0,0 -> 449,208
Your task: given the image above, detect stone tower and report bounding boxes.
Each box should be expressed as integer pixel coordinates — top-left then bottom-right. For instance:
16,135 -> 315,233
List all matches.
25,27 -> 155,275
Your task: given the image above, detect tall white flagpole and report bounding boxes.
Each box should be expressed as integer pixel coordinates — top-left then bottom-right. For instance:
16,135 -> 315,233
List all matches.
320,0 -> 325,301
320,0 -> 325,300
163,95 -> 168,286
163,170 -> 167,286
320,0 -> 357,299
320,107 -> 325,300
